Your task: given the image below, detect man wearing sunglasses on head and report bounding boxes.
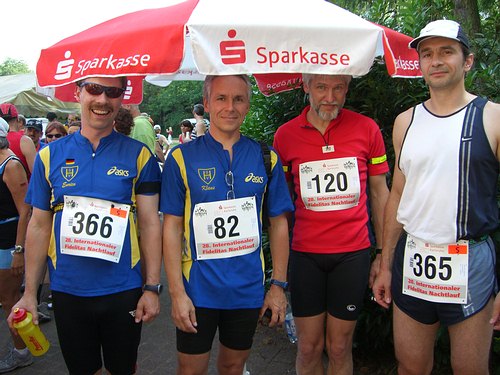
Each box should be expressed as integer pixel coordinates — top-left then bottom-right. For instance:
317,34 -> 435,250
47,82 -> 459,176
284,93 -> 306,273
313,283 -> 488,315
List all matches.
9,76 -> 162,375
161,75 -> 294,375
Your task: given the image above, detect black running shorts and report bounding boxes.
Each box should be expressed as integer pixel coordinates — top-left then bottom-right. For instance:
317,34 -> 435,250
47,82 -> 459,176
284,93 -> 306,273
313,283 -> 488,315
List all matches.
289,249 -> 371,320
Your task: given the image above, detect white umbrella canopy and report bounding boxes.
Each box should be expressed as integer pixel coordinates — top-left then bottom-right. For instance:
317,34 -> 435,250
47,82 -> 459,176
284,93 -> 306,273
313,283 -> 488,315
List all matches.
36,0 -> 419,92
0,73 -> 81,117
188,0 -> 385,77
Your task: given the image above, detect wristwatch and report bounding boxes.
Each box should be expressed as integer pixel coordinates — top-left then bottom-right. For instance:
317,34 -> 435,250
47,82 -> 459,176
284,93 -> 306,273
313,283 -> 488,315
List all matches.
142,284 -> 163,295
270,279 -> 288,290
12,245 -> 24,254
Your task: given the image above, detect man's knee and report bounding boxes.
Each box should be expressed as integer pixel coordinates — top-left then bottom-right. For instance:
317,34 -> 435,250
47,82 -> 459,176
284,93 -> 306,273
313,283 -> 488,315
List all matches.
325,338 -> 351,362
297,337 -> 325,362
217,360 -> 245,375
177,353 -> 209,375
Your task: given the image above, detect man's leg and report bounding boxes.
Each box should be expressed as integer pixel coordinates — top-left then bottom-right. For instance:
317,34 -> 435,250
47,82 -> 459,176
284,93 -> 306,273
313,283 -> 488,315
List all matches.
295,313 -> 326,375
176,307 -> 219,375
217,345 -> 250,375
0,269 -> 25,350
323,249 -> 370,375
325,315 -> 356,375
393,304 -> 438,375
448,298 -> 493,375
289,250 -> 329,375
177,352 -> 211,375
217,308 -> 260,375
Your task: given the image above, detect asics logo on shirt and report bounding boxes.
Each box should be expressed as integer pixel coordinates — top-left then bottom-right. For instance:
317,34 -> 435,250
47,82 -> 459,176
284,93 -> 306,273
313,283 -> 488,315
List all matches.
244,173 -> 264,184
107,166 -> 130,176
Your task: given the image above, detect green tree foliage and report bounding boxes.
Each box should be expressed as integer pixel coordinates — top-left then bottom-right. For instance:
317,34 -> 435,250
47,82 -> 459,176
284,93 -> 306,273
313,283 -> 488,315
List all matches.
0,58 -> 31,76
242,0 -> 500,372
141,80 -> 204,136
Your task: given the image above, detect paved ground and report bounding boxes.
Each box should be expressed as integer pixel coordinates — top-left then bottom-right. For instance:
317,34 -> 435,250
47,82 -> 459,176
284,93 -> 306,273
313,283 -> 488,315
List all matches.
1,272 -> 389,374
0,273 -> 300,375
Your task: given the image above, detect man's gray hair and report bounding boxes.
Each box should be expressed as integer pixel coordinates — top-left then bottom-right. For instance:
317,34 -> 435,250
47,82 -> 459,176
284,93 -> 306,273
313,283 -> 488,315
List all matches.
302,73 -> 352,86
203,75 -> 252,101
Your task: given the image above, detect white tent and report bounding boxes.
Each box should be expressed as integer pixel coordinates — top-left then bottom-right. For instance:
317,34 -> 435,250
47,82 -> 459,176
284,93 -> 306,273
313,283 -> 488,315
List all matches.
0,73 -> 80,118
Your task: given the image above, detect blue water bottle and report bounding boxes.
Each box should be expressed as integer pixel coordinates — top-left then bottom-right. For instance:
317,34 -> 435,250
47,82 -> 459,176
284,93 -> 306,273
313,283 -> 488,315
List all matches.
285,293 -> 298,344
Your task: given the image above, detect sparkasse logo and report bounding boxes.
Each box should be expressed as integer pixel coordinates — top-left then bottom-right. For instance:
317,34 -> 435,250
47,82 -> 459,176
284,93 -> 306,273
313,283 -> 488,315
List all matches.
53,50 -> 151,81
219,29 -> 351,69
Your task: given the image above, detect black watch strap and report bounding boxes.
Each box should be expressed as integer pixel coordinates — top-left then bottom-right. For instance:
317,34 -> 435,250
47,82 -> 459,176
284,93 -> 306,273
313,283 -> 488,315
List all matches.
142,284 -> 163,295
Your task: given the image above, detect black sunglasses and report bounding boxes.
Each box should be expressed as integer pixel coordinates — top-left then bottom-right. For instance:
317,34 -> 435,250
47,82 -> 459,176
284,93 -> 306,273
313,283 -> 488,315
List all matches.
46,133 -> 63,139
225,171 -> 235,200
79,82 -> 125,99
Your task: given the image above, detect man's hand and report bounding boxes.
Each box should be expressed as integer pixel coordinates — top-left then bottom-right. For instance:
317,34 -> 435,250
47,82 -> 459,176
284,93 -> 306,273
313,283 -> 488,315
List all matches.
372,269 -> 393,309
134,291 -> 161,323
7,295 -> 39,329
369,254 -> 381,288
171,293 -> 198,333
260,285 -> 287,327
490,293 -> 500,330
10,253 -> 25,277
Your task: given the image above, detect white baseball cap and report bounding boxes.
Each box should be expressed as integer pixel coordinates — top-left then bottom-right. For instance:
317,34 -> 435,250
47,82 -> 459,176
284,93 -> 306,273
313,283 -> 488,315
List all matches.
409,20 -> 470,50
0,117 -> 8,137
154,124 -> 161,131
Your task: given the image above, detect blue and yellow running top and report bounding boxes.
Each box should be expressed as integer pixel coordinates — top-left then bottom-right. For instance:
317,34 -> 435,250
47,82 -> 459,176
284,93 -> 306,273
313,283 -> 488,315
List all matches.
160,132 -> 293,309
26,130 -> 161,297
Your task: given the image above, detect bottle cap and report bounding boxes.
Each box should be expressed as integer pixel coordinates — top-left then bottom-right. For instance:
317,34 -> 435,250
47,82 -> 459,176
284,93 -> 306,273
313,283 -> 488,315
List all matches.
12,308 -> 27,323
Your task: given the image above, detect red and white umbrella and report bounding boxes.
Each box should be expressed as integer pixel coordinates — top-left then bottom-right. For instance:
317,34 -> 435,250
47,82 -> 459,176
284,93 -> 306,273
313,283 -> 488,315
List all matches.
36,0 -> 420,94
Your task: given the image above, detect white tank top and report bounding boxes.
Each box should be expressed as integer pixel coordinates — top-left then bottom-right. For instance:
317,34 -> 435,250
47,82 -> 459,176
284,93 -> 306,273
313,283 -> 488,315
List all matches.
397,103 -> 466,244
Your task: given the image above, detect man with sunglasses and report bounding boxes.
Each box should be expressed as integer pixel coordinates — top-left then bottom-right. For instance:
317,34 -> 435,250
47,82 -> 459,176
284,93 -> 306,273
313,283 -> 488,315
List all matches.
161,75 -> 293,375
10,76 -> 162,375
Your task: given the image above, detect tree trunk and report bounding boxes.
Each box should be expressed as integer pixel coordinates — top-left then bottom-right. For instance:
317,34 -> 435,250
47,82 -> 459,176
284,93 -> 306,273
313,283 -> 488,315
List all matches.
453,0 -> 481,35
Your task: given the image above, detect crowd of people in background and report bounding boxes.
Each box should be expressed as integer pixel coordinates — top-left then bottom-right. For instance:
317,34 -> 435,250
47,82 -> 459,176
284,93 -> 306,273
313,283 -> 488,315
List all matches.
0,102 -> 201,169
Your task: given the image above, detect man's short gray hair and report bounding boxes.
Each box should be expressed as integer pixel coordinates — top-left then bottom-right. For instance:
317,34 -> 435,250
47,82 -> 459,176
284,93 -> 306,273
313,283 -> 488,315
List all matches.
302,73 -> 352,86
203,75 -> 252,101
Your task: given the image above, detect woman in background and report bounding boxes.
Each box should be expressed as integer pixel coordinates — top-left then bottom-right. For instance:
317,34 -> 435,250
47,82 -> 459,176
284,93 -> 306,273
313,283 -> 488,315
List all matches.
0,118 -> 32,372
44,121 -> 68,143
178,119 -> 193,144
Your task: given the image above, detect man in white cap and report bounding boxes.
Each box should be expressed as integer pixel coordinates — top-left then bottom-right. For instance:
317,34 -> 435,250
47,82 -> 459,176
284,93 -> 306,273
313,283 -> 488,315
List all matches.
372,19 -> 500,374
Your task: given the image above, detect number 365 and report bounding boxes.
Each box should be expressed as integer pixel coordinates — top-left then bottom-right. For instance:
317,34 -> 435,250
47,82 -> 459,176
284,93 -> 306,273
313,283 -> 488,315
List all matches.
412,254 -> 452,281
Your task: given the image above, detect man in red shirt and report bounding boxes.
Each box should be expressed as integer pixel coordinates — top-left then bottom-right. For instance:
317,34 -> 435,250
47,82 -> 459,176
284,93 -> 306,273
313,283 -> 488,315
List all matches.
273,74 -> 389,374
0,103 -> 36,175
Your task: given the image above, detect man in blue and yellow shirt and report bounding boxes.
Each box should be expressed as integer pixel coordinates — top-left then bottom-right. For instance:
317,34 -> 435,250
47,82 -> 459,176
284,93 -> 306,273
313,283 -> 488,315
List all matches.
10,76 -> 162,375
161,75 -> 293,375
